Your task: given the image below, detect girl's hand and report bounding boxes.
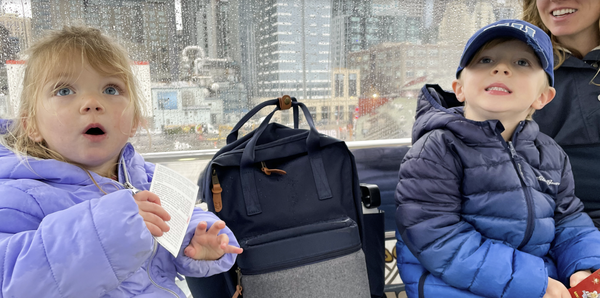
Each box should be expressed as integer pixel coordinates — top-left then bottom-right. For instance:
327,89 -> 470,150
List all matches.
543,277 -> 570,298
133,191 -> 171,237
570,270 -> 593,288
184,220 -> 243,260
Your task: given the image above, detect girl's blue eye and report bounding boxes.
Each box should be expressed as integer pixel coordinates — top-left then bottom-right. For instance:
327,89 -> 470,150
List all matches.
104,86 -> 120,95
517,60 -> 530,66
55,87 -> 74,96
479,58 -> 492,64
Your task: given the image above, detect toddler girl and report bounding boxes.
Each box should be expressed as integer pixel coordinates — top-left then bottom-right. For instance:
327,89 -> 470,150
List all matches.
0,26 -> 242,297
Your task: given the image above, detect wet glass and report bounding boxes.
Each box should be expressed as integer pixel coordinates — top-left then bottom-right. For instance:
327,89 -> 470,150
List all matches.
0,0 -> 522,153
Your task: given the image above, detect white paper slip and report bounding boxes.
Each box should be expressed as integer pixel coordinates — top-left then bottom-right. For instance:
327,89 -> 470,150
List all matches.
149,164 -> 199,257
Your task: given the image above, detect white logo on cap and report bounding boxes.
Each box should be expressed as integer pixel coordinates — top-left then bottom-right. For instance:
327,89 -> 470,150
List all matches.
483,22 -> 536,38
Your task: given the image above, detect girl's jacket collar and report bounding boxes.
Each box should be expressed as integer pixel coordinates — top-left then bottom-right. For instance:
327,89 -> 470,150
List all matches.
413,84 -> 539,145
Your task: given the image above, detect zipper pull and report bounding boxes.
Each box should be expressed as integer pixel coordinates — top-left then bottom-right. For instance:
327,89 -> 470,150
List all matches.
123,182 -> 142,195
232,267 -> 243,298
261,161 -> 287,176
211,169 -> 223,212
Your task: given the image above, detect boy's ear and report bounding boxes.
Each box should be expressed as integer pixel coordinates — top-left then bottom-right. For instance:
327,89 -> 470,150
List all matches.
531,86 -> 556,110
452,79 -> 466,102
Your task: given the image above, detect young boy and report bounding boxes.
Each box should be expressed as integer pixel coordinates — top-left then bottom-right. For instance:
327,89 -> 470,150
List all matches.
395,19 -> 600,298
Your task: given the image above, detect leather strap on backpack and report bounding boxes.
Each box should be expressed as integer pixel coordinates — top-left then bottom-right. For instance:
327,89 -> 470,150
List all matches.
278,95 -> 292,110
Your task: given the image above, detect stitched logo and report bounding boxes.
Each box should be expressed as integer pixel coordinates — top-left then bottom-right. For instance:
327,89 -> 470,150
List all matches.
537,175 -> 560,186
483,22 -> 537,38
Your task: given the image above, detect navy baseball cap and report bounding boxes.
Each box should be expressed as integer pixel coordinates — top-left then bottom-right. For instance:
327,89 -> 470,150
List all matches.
456,19 -> 554,86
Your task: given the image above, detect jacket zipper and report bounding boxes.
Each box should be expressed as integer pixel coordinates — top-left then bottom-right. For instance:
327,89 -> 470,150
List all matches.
146,241 -> 179,298
120,159 -> 180,298
507,141 -> 535,250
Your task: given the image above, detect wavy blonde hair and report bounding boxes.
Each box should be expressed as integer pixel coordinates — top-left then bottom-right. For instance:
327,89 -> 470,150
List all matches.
0,26 -> 144,182
2,26 -> 142,162
521,0 -> 600,68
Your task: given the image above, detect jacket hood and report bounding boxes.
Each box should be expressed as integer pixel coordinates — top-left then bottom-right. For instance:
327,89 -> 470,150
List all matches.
412,84 -> 539,145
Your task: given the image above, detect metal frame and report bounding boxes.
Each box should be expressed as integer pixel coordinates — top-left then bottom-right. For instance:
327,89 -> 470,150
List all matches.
141,138 -> 411,163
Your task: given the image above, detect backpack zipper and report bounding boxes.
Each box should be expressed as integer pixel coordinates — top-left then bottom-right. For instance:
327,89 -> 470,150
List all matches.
232,267 -> 243,298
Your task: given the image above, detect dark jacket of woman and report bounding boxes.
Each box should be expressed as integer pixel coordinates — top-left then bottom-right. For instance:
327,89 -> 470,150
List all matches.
533,49 -> 600,226
395,84 -> 600,298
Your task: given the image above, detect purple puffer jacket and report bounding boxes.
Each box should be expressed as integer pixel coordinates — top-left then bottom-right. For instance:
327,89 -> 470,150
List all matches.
0,130 -> 239,297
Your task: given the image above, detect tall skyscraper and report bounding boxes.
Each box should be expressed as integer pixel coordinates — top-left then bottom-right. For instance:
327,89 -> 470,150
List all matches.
181,0 -> 241,62
251,0 -> 332,100
330,0 -> 423,69
30,0 -> 178,82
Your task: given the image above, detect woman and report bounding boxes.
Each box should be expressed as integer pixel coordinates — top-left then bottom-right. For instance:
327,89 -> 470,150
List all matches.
523,0 -> 600,227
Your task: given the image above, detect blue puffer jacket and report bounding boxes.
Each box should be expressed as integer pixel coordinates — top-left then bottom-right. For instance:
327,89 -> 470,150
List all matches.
395,85 -> 600,298
0,120 -> 239,298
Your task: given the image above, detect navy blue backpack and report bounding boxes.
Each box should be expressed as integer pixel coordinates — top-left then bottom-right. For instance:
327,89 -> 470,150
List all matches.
193,97 -> 372,298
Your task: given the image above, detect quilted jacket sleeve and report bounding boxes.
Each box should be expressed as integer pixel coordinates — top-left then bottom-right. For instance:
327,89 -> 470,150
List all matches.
549,153 -> 600,284
396,131 -> 547,298
171,207 -> 239,277
0,187 -> 154,298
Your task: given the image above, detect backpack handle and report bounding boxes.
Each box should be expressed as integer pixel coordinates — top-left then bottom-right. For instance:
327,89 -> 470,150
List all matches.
226,96 -> 299,144
239,101 -> 332,216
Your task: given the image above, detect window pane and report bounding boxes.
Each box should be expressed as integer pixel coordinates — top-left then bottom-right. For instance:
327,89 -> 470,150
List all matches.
0,0 -> 522,152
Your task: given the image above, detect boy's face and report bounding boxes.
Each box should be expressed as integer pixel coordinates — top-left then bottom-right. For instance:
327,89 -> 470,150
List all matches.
452,39 -> 555,123
28,59 -> 137,175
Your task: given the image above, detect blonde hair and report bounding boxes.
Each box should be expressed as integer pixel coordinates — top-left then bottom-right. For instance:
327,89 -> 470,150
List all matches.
0,26 -> 143,182
521,0 -> 600,67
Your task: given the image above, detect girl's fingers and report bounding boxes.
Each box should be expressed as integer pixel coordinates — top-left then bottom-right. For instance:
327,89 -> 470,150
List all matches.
184,245 -> 197,258
218,234 -> 243,254
146,222 -> 164,237
140,211 -> 170,233
218,233 -> 230,247
207,220 -> 225,235
194,221 -> 208,236
133,191 -> 162,205
224,245 -> 244,255
137,201 -> 171,221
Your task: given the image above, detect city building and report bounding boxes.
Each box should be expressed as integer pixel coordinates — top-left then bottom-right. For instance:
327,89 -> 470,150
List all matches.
151,83 -> 223,131
253,0 -> 332,101
347,42 -> 462,98
0,12 -> 31,52
330,0 -> 423,69
180,0 -> 248,117
30,0 -> 178,82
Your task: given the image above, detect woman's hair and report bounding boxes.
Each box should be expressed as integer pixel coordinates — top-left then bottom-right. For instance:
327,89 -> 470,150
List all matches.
521,0 -> 600,68
1,26 -> 144,165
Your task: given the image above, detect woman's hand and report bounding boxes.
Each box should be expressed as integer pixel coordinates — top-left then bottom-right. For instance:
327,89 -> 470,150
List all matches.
133,191 -> 171,236
184,220 -> 243,260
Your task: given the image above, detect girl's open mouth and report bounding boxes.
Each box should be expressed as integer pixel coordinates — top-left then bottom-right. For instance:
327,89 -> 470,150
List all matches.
83,124 -> 107,141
